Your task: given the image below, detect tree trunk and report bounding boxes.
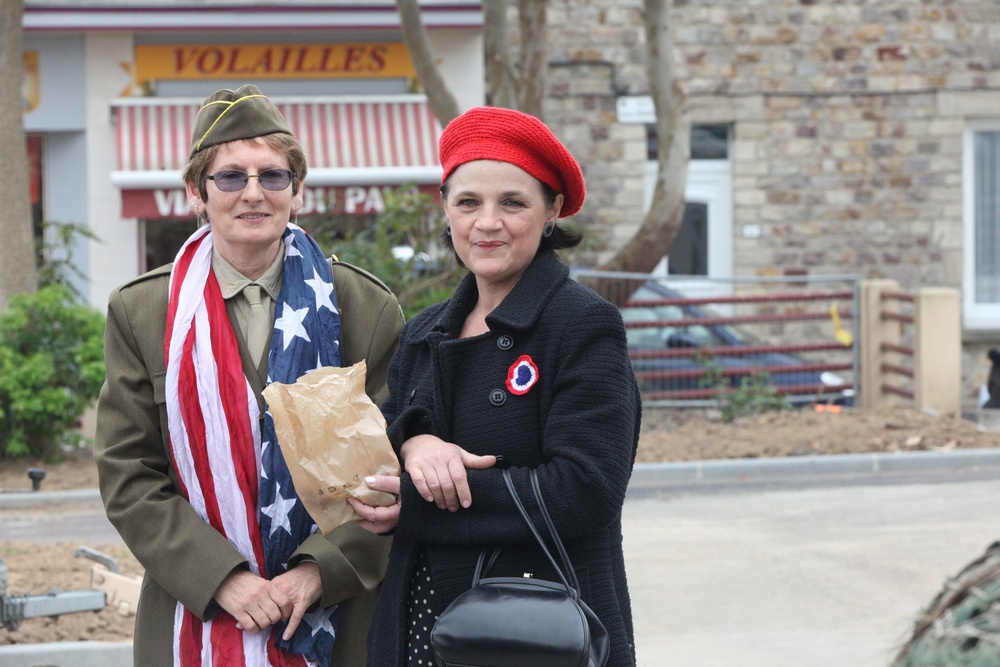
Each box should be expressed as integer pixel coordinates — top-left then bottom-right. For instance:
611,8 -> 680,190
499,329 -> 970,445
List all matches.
0,0 -> 38,308
585,0 -> 690,307
396,0 -> 461,125
484,0 -> 518,109
516,0 -> 547,120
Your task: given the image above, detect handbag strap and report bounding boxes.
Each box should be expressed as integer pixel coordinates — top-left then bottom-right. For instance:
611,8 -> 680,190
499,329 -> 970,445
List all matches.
497,467 -> 582,600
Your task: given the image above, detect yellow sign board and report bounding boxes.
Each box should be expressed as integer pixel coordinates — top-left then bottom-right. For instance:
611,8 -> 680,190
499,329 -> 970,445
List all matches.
23,51 -> 39,111
135,43 -> 415,81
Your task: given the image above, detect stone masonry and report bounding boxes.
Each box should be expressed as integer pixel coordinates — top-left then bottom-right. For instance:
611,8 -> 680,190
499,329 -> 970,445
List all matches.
519,0 -> 1000,407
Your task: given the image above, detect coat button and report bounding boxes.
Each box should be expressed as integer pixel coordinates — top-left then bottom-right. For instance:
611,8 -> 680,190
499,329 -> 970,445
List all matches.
489,389 -> 507,406
497,335 -> 513,350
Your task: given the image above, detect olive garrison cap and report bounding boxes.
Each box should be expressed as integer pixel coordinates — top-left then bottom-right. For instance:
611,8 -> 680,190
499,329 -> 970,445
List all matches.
189,84 -> 292,156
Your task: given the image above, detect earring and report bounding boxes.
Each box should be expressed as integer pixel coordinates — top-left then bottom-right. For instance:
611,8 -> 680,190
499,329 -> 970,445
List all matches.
445,225 -> 452,236
542,222 -> 555,237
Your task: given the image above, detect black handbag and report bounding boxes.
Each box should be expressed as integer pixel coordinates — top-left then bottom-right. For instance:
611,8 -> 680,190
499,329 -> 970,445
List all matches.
430,468 -> 610,667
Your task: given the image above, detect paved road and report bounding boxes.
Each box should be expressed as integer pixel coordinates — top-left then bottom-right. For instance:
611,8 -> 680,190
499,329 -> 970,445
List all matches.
3,456 -> 1000,667
625,468 -> 1000,667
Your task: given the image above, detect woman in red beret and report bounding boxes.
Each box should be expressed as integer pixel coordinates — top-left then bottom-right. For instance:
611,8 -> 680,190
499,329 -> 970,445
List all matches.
352,106 -> 640,666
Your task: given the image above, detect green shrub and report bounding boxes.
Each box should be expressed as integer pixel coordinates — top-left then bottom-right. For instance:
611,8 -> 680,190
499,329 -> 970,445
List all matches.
0,284 -> 106,459
698,358 -> 790,422
719,371 -> 791,422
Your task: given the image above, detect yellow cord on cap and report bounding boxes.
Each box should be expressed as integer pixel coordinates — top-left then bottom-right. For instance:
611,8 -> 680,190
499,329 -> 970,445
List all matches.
193,94 -> 268,153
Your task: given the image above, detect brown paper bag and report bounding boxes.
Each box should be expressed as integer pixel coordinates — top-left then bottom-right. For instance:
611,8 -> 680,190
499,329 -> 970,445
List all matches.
262,360 -> 400,535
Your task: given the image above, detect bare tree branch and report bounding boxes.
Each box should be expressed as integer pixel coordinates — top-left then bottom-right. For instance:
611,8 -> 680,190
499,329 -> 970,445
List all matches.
0,0 -> 38,307
396,0 -> 461,125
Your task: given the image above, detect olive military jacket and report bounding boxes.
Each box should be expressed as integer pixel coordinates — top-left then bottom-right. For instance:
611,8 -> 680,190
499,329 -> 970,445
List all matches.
95,260 -> 403,667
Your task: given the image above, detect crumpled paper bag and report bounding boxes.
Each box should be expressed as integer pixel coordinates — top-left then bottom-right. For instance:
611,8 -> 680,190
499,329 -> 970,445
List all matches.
262,360 -> 400,535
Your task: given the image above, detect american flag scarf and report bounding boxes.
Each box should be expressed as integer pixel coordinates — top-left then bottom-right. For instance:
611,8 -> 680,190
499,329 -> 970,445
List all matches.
165,224 -> 341,667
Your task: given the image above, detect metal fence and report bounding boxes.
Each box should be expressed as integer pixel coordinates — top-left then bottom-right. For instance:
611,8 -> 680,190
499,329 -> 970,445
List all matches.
571,269 -> 860,408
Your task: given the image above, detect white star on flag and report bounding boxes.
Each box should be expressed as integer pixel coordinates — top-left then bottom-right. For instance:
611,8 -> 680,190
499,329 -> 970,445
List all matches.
306,608 -> 336,637
261,481 -> 298,537
274,302 -> 311,349
305,268 -> 337,312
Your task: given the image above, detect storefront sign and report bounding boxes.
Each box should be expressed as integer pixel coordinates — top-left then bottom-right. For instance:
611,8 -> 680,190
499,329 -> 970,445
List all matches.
122,184 -> 439,219
135,43 -> 415,81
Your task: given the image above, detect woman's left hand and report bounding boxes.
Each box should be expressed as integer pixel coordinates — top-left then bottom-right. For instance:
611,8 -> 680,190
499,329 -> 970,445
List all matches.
270,561 -> 323,640
349,475 -> 400,534
400,435 -> 496,512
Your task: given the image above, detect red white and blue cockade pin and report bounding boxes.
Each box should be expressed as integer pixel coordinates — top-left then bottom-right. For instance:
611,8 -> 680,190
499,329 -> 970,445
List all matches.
506,355 -> 539,395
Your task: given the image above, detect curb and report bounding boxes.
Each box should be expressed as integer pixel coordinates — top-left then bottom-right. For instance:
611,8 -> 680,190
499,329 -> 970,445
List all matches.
0,641 -> 132,667
7,448 -> 1000,510
0,488 -> 102,508
629,446 -> 1000,485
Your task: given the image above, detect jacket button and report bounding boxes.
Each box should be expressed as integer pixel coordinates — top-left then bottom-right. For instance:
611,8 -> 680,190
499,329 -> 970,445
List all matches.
497,335 -> 513,350
489,389 -> 507,406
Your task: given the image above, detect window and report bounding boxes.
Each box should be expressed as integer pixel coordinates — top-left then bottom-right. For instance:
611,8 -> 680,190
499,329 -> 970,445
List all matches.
141,218 -> 200,273
646,124 -> 730,161
963,124 -> 1000,328
668,202 -> 709,275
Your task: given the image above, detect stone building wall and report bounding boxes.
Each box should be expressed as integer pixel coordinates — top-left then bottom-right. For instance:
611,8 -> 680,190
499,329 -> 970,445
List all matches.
532,0 -> 1000,407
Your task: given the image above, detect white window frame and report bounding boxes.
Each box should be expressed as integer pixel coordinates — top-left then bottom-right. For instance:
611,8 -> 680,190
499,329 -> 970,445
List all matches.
963,121 -> 1000,329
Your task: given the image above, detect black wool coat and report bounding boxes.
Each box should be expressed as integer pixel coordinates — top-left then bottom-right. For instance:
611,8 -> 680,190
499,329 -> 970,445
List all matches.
366,250 -> 641,667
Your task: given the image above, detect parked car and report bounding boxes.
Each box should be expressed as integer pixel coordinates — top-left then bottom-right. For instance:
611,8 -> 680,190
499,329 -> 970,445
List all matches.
622,282 -> 854,404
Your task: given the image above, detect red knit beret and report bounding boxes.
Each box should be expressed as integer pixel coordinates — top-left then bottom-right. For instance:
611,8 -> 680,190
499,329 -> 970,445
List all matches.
439,106 -> 585,218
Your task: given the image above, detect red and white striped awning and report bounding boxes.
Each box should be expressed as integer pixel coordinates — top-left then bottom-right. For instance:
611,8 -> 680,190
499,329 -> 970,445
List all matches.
113,94 -> 442,176
111,95 -> 444,218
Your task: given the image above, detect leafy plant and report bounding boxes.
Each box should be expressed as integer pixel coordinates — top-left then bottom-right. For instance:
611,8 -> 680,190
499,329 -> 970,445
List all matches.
0,284 -> 106,459
36,221 -> 100,298
308,185 -> 463,319
720,371 -> 791,422
697,357 -> 790,422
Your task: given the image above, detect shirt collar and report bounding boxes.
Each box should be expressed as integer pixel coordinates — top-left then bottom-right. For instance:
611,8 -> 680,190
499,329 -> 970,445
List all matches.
212,246 -> 285,300
422,250 -> 569,340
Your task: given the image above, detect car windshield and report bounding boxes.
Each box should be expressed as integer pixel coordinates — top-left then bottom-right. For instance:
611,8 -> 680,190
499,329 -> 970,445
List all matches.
623,285 -> 735,349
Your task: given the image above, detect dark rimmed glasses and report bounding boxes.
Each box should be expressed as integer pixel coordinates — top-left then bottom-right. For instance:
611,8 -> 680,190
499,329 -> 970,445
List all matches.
206,169 -> 293,192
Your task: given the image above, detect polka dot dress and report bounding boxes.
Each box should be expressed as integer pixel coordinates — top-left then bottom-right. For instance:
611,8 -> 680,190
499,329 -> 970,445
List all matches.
406,548 -> 439,666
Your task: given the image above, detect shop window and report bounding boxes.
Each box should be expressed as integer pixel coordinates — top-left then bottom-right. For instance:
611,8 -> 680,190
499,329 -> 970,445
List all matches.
27,136 -> 43,247
142,218 -> 200,273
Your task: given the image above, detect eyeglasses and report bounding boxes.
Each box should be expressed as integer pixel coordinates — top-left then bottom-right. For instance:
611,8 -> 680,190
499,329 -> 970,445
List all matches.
206,169 -> 293,192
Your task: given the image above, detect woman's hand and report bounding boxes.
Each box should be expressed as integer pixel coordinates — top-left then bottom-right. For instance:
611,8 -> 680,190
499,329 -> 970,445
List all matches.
270,561 -> 323,640
350,475 -> 401,534
400,434 -> 496,512
215,569 -> 283,634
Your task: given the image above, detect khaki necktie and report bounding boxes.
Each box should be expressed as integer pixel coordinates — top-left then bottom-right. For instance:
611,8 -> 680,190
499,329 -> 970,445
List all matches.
243,284 -> 270,361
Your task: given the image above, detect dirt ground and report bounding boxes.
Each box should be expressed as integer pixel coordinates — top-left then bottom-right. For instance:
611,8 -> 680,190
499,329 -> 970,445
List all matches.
2,405 -> 1000,646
